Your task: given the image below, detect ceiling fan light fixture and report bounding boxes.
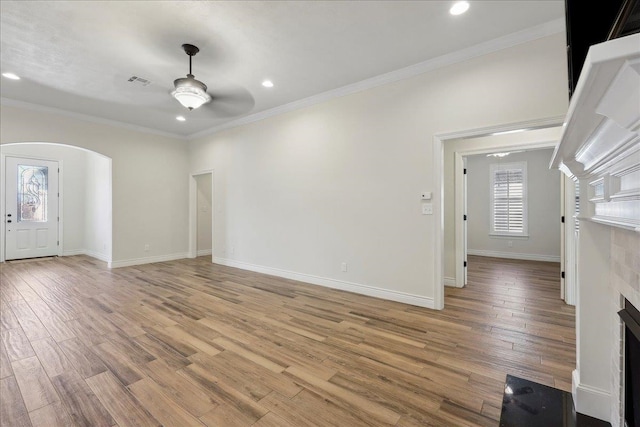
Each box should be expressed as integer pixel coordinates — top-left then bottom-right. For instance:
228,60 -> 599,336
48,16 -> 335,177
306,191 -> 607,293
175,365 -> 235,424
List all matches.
172,75 -> 211,110
172,44 -> 211,110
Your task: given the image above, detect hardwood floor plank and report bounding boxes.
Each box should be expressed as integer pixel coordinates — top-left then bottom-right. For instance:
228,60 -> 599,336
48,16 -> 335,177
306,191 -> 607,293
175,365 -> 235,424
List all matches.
30,338 -> 74,378
28,401 -> 73,427
7,300 -> 50,341
85,371 -> 160,427
11,356 -> 59,412
58,338 -> 108,379
1,327 -> 36,361
0,301 -> 20,330
0,341 -> 13,379
127,377 -> 204,427
284,365 -> 401,425
143,358 -> 217,417
252,411 -> 298,427
92,341 -> 147,386
0,254 -> 575,427
179,362 -> 268,422
0,376 -> 32,427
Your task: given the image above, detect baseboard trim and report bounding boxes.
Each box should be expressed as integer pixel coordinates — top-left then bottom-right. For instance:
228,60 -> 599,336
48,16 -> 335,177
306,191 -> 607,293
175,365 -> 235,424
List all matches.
62,249 -> 110,263
62,249 -> 85,256
109,252 -> 188,269
572,370 -> 612,423
196,249 -> 213,257
467,249 -> 560,263
213,257 -> 435,309
444,277 -> 458,287
84,250 -> 110,263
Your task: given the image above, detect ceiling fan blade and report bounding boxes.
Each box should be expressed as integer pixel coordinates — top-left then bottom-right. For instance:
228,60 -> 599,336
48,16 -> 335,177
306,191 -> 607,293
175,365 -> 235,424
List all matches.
203,85 -> 255,118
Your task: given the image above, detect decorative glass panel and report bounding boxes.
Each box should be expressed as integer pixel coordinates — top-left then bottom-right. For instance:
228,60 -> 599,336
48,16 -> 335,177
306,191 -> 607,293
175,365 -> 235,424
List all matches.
17,165 -> 48,222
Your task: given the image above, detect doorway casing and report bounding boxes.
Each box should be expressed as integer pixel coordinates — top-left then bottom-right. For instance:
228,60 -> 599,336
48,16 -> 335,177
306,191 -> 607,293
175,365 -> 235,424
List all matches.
432,115 -> 567,310
188,170 -> 214,260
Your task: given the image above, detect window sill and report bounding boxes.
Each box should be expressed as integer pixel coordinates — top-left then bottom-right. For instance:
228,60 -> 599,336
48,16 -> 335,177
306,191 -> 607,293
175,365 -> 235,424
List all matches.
489,233 -> 529,239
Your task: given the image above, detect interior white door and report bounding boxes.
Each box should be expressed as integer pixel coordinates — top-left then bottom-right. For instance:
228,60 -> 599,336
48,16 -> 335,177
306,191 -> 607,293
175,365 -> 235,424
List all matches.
4,157 -> 59,260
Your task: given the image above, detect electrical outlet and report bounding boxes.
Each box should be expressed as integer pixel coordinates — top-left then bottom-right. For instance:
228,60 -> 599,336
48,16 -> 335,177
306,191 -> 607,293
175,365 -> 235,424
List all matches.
144,244 -> 150,251
508,241 -> 513,248
341,262 -> 348,272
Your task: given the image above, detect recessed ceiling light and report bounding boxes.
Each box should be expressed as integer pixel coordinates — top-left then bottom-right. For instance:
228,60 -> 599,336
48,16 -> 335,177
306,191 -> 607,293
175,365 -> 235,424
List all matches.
176,116 -> 186,122
2,72 -> 20,80
262,80 -> 274,88
449,1 -> 469,15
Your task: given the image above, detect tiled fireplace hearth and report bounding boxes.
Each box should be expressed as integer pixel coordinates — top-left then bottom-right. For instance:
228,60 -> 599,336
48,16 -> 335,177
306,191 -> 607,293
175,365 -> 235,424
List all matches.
551,33 -> 640,426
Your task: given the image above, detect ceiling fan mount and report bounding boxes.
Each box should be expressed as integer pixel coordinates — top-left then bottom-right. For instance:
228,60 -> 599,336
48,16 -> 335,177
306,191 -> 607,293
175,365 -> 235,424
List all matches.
182,43 -> 200,57
171,43 -> 211,110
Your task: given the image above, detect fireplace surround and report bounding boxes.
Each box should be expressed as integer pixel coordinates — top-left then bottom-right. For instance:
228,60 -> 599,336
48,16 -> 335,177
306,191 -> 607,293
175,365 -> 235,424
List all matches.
619,299 -> 640,427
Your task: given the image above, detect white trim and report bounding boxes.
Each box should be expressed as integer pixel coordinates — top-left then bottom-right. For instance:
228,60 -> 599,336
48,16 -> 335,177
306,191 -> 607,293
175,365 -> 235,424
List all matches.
84,249 -> 110,263
434,116 -> 566,310
188,170 -> 214,259
62,249 -> 85,256
572,370 -> 612,423
62,249 -> 109,263
444,277 -> 458,287
467,249 -> 560,263
490,161 -> 528,236
455,153 -> 465,288
213,257 -> 435,309
108,252 -> 188,269
0,98 -> 188,141
197,249 -> 212,257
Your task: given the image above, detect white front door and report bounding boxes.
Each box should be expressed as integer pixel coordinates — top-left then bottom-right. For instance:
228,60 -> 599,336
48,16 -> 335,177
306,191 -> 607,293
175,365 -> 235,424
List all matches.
4,157 -> 59,260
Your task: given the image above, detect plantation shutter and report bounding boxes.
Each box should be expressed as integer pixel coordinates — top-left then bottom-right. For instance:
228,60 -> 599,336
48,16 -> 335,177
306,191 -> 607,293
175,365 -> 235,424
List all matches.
491,165 -> 525,234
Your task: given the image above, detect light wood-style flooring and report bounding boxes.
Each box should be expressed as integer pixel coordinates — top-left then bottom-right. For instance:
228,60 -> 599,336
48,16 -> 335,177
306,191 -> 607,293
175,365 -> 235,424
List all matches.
0,254 -> 575,426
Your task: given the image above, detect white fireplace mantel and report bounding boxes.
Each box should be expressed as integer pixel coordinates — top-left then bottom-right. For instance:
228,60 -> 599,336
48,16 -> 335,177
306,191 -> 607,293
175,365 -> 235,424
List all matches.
550,33 -> 640,426
551,33 -> 640,231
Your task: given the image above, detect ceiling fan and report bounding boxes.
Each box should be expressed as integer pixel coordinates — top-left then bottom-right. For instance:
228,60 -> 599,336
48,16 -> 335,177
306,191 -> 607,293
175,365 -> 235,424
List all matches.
171,44 -> 211,110
171,43 -> 255,116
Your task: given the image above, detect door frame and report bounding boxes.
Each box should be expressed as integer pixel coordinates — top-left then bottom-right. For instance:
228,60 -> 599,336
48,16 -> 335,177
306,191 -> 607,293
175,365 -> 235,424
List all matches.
1,154 -> 64,262
432,115 -> 565,310
188,170 -> 214,260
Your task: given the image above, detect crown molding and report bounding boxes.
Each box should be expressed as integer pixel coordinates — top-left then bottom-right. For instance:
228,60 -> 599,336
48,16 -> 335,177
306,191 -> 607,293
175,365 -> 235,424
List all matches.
1,18 -> 565,142
0,97 -> 188,141
189,18 -> 565,140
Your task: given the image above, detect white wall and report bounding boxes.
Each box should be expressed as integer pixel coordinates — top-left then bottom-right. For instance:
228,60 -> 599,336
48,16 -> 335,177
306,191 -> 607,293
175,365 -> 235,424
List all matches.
195,174 -> 212,254
84,152 -> 112,261
466,148 -> 560,261
188,33 -> 569,307
0,106 -> 189,266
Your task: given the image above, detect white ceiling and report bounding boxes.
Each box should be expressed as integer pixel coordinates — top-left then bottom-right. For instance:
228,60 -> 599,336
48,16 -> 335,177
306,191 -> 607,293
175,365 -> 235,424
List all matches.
0,1 -> 565,139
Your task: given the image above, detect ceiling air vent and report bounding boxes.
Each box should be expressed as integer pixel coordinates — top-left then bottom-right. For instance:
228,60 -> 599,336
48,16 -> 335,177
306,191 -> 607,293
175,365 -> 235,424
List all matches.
127,76 -> 151,86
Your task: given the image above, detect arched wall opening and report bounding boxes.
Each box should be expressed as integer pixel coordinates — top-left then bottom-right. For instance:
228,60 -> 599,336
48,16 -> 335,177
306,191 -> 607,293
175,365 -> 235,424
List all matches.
0,142 -> 112,263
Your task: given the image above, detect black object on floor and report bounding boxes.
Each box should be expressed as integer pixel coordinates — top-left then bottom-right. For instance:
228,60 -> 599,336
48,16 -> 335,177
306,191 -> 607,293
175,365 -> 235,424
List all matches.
499,374 -> 611,427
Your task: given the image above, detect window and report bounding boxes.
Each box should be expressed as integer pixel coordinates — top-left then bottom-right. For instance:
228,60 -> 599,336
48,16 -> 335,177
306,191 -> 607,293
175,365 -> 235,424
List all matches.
490,162 -> 527,236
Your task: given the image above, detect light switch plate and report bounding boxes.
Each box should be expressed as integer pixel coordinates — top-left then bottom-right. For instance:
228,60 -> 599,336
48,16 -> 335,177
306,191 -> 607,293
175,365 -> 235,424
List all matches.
421,192 -> 432,200
422,203 -> 433,215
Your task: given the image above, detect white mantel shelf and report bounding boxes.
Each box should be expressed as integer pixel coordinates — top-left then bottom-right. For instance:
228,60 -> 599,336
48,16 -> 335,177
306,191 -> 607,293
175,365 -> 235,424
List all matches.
551,33 -> 640,232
